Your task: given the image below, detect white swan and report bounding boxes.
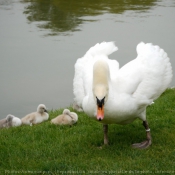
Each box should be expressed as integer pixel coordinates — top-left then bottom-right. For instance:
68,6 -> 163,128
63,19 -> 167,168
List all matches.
21,104 -> 49,126
73,41 -> 173,149
0,114 -> 22,128
51,109 -> 78,126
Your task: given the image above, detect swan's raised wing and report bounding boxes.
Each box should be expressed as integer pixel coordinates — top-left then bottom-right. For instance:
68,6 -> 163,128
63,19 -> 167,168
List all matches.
116,42 -> 173,101
73,42 -> 119,107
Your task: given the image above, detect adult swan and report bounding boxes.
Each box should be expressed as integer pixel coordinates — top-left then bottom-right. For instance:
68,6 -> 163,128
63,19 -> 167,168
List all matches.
73,42 -> 173,149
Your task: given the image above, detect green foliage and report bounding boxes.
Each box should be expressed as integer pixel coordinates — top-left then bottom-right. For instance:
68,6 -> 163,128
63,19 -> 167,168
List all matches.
0,89 -> 175,175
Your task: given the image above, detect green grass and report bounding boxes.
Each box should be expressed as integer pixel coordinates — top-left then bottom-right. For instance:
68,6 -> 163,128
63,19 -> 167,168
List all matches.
0,89 -> 175,175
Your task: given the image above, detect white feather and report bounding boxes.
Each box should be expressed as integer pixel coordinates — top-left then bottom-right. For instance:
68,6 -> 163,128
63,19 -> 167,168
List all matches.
73,42 -> 173,124
73,41 -> 119,107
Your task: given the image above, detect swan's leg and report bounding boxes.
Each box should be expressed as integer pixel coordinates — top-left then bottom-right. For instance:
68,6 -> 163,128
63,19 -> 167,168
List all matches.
132,120 -> 152,149
72,102 -> 83,112
103,124 -> 109,145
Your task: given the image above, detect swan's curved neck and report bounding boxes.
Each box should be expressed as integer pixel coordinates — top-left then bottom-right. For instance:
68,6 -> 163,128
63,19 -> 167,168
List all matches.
93,60 -> 110,99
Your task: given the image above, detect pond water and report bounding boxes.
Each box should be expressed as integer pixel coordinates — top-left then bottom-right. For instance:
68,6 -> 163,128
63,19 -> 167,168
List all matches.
0,0 -> 175,119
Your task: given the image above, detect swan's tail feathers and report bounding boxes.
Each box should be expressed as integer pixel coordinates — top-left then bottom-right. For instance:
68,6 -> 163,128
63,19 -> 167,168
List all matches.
86,41 -> 118,57
136,42 -> 173,99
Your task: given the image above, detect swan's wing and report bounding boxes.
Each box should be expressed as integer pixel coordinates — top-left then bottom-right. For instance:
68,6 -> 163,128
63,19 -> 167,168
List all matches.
73,42 -> 119,107
73,53 -> 93,107
116,42 -> 173,101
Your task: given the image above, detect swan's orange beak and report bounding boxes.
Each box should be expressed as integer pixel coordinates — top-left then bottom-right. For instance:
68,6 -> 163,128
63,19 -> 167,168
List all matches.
97,105 -> 104,121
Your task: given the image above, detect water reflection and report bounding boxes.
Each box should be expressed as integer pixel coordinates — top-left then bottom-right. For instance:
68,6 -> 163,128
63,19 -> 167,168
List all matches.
0,0 -> 15,10
0,0 -> 174,120
21,0 -> 157,35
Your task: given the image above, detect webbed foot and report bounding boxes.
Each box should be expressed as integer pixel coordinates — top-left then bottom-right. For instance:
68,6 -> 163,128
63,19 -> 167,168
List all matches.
132,139 -> 151,149
132,121 -> 152,149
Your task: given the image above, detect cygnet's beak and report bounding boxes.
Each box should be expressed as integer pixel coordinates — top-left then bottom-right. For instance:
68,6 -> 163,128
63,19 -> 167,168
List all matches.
44,109 -> 48,113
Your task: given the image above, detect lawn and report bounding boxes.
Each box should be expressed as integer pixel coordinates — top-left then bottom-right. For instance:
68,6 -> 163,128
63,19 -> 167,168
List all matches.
0,89 -> 175,175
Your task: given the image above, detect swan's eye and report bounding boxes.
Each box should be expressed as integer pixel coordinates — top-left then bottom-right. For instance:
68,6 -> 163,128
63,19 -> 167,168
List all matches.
96,97 -> 105,108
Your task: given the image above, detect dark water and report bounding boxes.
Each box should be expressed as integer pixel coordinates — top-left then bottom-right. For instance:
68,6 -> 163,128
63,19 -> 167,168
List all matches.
0,0 -> 175,119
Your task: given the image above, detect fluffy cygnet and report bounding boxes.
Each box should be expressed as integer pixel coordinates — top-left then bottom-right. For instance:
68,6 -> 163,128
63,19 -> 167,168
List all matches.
21,104 -> 49,126
51,109 -> 78,126
0,114 -> 22,129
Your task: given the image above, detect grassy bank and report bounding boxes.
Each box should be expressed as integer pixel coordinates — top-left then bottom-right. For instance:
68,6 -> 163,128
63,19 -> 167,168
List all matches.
0,89 -> 175,175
